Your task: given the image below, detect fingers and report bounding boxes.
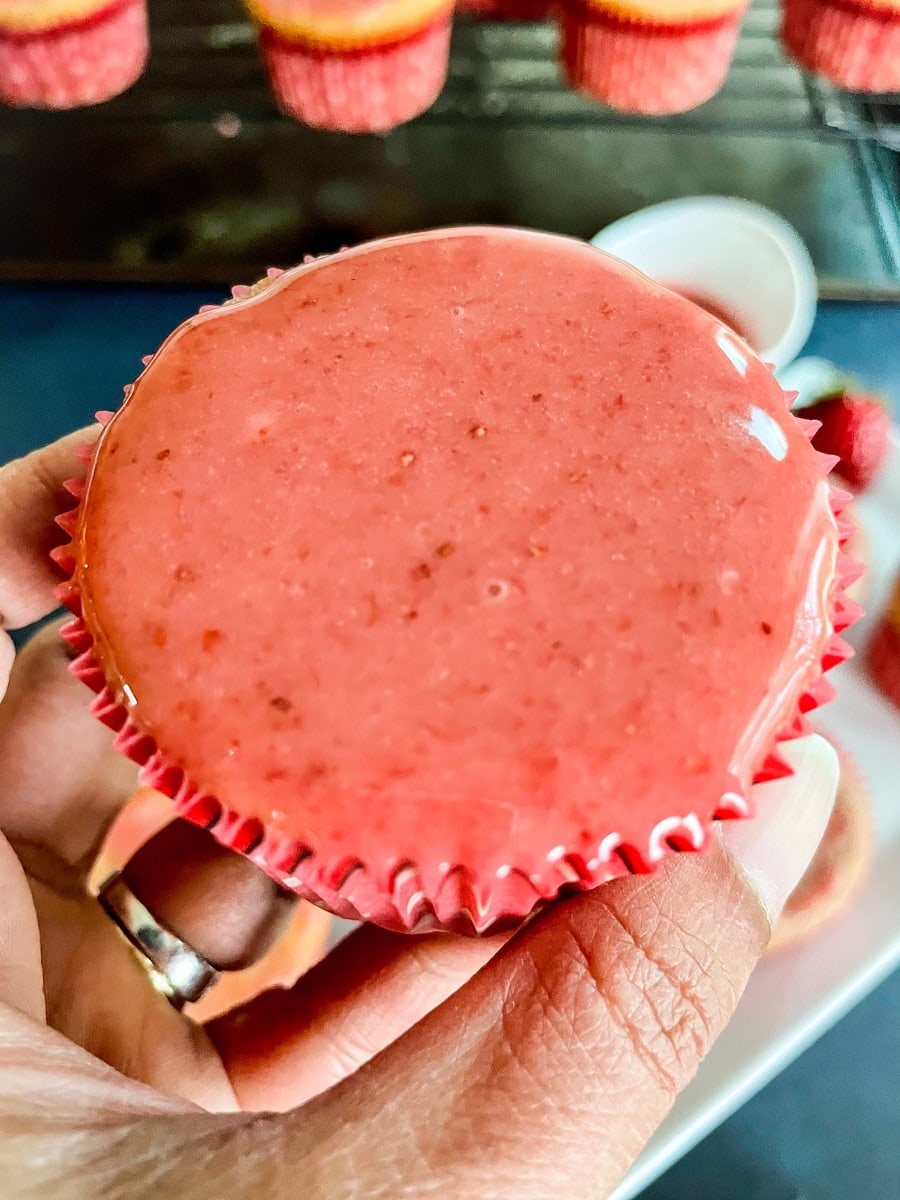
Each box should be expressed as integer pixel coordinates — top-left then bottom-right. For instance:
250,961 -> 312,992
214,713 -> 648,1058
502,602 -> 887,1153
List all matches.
210,921 -> 511,1110
0,833 -> 45,1021
211,734 -> 836,1119
0,428 -> 98,631
120,821 -> 298,972
0,621 -> 138,886
0,738 -> 837,1200
251,736 -> 838,1200
719,735 -> 841,921
188,902 -> 332,1025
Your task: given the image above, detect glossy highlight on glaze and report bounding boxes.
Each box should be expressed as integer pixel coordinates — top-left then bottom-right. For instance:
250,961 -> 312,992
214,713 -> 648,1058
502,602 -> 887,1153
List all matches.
69,228 -> 839,913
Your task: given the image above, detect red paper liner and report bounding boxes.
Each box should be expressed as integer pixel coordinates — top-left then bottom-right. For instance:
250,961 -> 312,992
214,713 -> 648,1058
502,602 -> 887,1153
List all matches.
0,0 -> 148,110
258,17 -> 451,132
769,741 -> 871,952
865,570 -> 900,711
840,501 -> 870,609
455,0 -> 554,20
559,4 -> 745,115
50,308 -> 862,935
781,0 -> 900,94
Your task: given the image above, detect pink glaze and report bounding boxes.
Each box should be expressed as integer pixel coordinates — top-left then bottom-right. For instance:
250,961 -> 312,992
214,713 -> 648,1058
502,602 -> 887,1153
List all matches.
74,228 -> 838,886
668,287 -> 757,347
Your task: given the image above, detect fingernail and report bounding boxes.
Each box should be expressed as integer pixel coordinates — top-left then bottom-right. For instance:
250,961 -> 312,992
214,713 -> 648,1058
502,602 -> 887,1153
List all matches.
721,734 -> 839,925
0,631 -> 14,695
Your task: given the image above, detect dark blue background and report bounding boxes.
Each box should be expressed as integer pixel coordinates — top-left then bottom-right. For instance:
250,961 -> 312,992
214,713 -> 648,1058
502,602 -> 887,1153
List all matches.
3,287 -> 899,459
1,286 -> 899,1199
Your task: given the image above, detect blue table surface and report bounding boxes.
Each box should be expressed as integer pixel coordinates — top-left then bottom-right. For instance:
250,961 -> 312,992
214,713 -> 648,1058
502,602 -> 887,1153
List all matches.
1,286 -> 899,1200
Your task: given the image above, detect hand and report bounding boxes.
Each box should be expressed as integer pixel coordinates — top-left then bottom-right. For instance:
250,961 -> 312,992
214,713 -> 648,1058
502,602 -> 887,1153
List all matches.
0,432 -> 838,1199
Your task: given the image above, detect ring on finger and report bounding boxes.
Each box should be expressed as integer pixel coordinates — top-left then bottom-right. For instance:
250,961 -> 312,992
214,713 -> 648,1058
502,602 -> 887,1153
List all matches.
98,873 -> 220,1010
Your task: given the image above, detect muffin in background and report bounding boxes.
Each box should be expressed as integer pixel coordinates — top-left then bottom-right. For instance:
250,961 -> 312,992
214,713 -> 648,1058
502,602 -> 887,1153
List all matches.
246,0 -> 453,132
559,0 -> 748,115
0,0 -> 148,109
770,745 -> 872,952
781,0 -> 900,94
866,568 -> 900,713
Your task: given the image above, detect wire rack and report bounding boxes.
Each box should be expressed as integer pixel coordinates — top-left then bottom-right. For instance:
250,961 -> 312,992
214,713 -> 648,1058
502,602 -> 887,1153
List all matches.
133,0 -> 900,142
1,0 -> 897,284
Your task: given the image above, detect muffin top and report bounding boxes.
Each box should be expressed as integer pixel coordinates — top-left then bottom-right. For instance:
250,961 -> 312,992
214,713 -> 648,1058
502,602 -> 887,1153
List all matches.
245,0 -> 452,48
577,0 -> 747,23
0,0 -> 125,33
68,227 -> 839,899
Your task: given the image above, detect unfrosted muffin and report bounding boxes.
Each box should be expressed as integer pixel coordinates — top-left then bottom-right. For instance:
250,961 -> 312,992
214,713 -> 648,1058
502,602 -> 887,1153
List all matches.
782,0 -> 900,94
559,0 -> 748,115
245,0 -> 453,132
0,0 -> 147,109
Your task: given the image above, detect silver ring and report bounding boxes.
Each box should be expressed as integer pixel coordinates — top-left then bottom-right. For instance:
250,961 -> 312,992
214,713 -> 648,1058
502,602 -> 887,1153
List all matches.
98,874 -> 220,1010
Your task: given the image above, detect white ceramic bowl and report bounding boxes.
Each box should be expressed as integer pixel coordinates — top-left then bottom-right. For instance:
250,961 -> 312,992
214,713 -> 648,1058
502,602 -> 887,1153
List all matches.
591,197 -> 818,372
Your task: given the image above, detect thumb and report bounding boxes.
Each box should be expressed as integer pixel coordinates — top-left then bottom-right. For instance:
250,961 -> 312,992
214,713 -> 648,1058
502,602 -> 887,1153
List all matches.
245,734 -> 838,1200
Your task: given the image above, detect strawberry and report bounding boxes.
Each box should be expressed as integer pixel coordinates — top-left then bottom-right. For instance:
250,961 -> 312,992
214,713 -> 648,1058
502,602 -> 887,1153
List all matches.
804,391 -> 890,493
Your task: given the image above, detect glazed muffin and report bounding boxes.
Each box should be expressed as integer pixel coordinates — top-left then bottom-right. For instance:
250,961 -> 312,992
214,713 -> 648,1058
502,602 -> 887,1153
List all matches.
54,228 -> 856,933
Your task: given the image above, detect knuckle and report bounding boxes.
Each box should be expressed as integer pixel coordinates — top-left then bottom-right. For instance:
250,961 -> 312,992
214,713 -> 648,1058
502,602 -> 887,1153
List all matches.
512,895 -> 727,1097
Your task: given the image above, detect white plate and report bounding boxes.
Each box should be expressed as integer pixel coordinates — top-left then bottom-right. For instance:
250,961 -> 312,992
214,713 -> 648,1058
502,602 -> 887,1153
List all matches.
591,199 -> 818,372
613,432 -> 900,1200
